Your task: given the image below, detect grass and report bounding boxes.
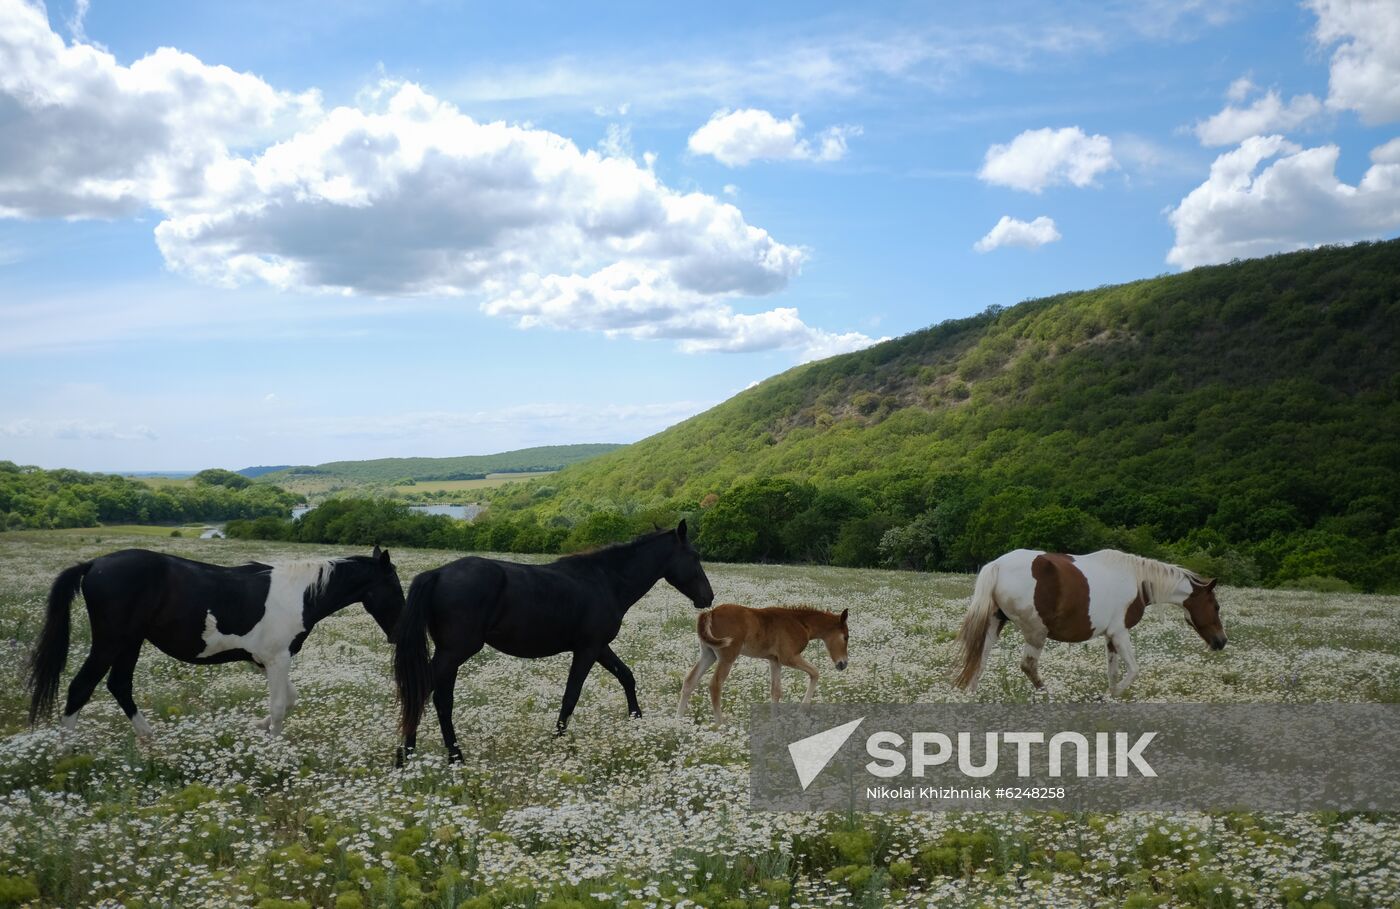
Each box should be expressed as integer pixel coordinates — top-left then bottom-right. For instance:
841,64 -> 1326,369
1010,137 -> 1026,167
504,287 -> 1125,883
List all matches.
1,530 -> 1398,907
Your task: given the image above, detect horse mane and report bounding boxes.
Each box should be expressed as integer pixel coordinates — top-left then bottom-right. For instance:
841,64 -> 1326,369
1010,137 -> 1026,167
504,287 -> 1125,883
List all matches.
1095,550 -> 1202,601
554,529 -> 673,566
265,558 -> 341,597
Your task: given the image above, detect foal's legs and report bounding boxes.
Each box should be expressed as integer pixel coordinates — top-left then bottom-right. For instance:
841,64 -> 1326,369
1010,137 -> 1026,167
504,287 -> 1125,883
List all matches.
677,646 -> 717,716
105,640 -> 152,738
556,649 -> 599,735
1107,630 -> 1138,698
1105,636 -> 1120,694
782,654 -> 821,704
708,652 -> 738,722
769,659 -> 783,703
597,646 -> 642,718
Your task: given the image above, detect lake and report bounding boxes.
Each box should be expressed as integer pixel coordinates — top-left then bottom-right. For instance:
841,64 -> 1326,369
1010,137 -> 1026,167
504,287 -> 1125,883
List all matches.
290,503 -> 483,521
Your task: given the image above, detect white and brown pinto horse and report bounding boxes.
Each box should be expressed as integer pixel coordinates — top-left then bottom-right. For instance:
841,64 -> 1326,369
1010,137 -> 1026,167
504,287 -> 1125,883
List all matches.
953,549 -> 1225,698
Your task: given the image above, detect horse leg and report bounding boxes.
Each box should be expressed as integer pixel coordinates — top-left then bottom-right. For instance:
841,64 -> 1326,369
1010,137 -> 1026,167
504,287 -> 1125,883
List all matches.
597,646 -> 642,718
1108,630 -> 1139,698
262,652 -> 293,736
708,653 -> 737,723
677,646 -> 717,717
555,649 -> 598,735
769,658 -> 783,703
1104,636 -> 1120,696
431,647 -> 474,763
1019,627 -> 1048,696
785,655 -> 821,704
60,642 -> 119,734
105,641 -> 152,739
964,616 -> 1005,694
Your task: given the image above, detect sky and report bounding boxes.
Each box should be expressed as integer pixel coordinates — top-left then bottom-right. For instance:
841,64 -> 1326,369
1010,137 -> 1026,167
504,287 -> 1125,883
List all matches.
2,0 -> 1398,471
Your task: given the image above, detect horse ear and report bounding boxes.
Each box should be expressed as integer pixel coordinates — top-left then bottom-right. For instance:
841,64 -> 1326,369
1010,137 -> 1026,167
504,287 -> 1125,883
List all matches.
378,548 -> 391,565
371,544 -> 382,559
677,519 -> 688,542
1205,578 -> 1217,591
840,608 -> 849,625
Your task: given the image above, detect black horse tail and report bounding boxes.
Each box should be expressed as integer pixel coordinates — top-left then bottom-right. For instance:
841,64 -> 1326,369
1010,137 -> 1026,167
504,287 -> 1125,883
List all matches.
28,561 -> 91,724
394,570 -> 438,734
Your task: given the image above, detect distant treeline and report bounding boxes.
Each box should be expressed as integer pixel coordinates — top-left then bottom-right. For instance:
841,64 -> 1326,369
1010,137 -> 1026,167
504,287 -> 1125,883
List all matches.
253,444 -> 623,485
224,468 -> 1398,592
0,464 -> 300,529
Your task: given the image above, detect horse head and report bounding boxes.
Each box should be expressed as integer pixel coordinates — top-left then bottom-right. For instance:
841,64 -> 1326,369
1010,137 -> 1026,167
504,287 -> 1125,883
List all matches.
1183,577 -> 1226,650
821,608 -> 850,671
361,545 -> 406,639
664,520 -> 714,609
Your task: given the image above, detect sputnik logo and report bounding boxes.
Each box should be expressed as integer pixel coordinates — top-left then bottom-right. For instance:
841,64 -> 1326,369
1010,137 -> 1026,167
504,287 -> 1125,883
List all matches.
787,717 -> 865,790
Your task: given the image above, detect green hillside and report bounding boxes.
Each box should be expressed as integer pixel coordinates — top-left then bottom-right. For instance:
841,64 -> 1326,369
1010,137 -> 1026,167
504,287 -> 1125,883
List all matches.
486,240 -> 1400,590
257,444 -> 623,485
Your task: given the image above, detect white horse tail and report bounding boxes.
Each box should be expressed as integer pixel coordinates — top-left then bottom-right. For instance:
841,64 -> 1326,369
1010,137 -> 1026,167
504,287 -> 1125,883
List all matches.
953,560 -> 1001,689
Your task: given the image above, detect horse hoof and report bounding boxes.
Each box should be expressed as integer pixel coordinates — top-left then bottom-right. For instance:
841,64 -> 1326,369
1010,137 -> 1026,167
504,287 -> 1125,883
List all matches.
553,724 -> 568,738
629,710 -> 643,719
447,746 -> 464,764
394,746 -> 412,768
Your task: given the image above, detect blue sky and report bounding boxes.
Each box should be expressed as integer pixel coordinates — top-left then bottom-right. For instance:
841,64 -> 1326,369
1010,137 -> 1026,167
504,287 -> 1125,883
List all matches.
2,0 -> 1398,471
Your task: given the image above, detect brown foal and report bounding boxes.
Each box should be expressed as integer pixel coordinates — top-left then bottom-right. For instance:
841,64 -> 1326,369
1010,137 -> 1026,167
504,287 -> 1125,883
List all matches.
677,604 -> 849,721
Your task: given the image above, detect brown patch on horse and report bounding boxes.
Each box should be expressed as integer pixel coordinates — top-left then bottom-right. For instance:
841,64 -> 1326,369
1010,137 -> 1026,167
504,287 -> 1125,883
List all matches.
1031,553 -> 1094,642
1124,583 -> 1149,629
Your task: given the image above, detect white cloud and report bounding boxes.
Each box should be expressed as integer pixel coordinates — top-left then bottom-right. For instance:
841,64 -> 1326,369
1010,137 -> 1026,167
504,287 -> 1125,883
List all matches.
1166,135 -> 1400,268
154,83 -> 806,302
687,109 -> 859,167
1226,76 -> 1256,103
597,123 -> 633,159
1310,0 -> 1400,124
482,262 -> 881,361
1194,88 -> 1323,146
973,215 -> 1061,252
0,0 -> 320,219
0,4 -> 874,359
978,127 -> 1117,193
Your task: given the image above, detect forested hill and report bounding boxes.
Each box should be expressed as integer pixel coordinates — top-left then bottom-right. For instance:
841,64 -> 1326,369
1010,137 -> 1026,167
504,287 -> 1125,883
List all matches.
255,444 -> 624,484
491,240 -> 1400,590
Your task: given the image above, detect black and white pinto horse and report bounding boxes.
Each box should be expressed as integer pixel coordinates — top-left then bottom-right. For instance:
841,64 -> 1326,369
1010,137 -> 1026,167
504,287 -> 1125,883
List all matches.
27,547 -> 404,737
394,521 -> 714,763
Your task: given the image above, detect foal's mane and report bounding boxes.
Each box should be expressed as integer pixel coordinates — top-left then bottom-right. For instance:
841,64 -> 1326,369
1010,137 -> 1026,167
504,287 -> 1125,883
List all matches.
1097,550 -> 1203,602
766,604 -> 844,628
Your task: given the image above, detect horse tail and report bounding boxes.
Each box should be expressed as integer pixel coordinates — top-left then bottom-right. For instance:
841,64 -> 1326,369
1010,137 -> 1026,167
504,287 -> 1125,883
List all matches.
394,570 -> 438,735
953,560 -> 1001,690
696,611 -> 731,649
28,561 -> 92,724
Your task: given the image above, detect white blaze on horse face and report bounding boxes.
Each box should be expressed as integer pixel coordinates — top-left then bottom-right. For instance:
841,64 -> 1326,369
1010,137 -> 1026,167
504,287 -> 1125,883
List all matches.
198,560 -> 332,662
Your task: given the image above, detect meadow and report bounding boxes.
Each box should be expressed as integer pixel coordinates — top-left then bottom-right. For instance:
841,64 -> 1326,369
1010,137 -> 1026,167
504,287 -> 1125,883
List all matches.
0,531 -> 1397,908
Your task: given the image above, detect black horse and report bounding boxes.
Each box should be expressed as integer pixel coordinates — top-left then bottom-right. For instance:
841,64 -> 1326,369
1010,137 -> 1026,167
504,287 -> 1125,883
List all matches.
28,546 -> 404,737
394,520 -> 713,762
